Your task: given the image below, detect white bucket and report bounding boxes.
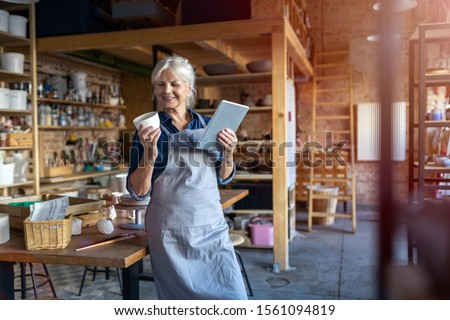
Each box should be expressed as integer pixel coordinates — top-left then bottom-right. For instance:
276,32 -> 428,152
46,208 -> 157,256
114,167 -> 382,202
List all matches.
112,173 -> 129,194
70,71 -> 87,90
8,15 -> 27,37
0,163 -> 15,185
10,89 -> 27,110
0,88 -> 10,109
1,52 -> 24,73
0,9 -> 9,33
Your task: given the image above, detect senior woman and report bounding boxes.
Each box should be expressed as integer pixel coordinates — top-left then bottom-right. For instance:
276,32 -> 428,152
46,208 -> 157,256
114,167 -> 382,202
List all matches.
126,55 -> 247,300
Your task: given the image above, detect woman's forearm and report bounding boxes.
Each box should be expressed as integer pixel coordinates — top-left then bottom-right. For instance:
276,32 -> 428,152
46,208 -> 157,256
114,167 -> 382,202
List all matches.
219,152 -> 234,180
129,153 -> 155,197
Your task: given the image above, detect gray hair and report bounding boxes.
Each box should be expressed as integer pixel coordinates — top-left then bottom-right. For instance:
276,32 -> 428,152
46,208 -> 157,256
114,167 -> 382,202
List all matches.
151,55 -> 197,110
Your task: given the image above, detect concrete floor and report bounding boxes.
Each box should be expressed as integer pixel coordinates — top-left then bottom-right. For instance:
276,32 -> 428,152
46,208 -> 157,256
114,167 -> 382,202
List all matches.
16,204 -> 409,300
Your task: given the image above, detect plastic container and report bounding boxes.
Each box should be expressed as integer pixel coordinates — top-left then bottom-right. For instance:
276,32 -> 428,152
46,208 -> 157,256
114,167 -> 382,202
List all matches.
0,9 -> 9,33
1,52 -> 25,73
10,89 -> 27,110
248,217 -> 273,246
70,71 -> 87,90
0,87 -> 10,109
0,163 -> 15,185
8,15 -> 27,37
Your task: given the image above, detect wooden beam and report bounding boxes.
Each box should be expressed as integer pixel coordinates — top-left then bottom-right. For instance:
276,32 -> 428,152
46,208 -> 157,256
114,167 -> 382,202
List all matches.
271,27 -> 290,272
285,19 -> 313,77
37,19 -> 282,53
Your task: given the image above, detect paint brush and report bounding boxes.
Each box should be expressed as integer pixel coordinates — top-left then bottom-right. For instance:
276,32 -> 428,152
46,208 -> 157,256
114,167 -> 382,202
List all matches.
75,233 -> 139,251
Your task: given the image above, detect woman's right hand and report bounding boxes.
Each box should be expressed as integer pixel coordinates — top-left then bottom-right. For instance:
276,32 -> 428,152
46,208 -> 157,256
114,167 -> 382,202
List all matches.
138,125 -> 161,165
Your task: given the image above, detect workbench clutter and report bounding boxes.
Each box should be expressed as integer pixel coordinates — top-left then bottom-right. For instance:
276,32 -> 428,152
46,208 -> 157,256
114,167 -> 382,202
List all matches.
0,194 -> 105,231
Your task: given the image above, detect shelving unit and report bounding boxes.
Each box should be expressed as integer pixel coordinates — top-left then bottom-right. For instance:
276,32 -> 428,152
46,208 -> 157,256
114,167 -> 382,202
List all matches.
408,22 -> 450,264
36,0 -> 313,271
408,22 -> 450,205
0,2 -> 39,197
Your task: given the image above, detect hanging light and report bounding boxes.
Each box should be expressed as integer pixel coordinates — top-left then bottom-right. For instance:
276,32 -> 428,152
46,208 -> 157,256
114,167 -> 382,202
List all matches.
367,32 -> 401,42
372,0 -> 417,12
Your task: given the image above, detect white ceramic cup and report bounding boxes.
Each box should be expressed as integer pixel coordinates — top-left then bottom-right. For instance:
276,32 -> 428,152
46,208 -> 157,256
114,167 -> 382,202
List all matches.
133,111 -> 160,130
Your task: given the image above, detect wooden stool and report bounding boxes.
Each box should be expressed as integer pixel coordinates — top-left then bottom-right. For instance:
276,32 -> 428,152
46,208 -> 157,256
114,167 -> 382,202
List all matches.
230,234 -> 253,297
15,263 -> 57,299
78,266 -> 122,296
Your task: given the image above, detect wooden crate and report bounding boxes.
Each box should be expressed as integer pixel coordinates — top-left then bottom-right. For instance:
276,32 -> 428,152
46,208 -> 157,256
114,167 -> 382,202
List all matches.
41,165 -> 73,178
6,133 -> 33,147
74,209 -> 106,227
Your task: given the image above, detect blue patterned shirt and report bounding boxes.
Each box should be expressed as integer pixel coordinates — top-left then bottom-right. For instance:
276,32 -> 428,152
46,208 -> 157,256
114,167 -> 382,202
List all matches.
126,109 -> 235,200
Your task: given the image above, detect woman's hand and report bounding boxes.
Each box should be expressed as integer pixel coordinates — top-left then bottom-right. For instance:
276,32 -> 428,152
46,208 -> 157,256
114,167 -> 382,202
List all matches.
218,129 -> 238,180
138,124 -> 161,165
218,128 -> 238,158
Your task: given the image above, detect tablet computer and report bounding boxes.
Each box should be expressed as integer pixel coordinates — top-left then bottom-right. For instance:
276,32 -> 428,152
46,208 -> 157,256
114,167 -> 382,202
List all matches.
197,99 -> 249,151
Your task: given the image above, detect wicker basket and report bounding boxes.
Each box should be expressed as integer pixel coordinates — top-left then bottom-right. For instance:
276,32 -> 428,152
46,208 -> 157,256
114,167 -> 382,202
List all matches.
24,215 -> 73,250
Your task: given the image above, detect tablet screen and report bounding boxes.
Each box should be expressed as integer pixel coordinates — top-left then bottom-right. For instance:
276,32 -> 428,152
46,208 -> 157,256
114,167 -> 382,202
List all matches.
196,100 -> 249,152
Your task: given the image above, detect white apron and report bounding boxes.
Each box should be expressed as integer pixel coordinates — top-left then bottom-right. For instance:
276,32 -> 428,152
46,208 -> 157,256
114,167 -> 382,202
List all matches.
145,119 -> 247,300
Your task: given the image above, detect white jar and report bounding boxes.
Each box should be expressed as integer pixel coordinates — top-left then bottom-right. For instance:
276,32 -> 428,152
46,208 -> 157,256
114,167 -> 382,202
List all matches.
0,87 -> 10,109
8,15 -> 27,38
1,52 -> 25,73
0,9 -> 9,33
10,89 -> 27,110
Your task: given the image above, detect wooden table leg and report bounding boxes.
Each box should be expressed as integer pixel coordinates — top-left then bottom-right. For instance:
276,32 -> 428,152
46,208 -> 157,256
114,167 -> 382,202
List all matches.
0,262 -> 15,300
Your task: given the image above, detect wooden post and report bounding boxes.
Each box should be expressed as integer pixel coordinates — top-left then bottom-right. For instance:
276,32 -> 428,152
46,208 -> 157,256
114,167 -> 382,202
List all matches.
272,25 -> 289,271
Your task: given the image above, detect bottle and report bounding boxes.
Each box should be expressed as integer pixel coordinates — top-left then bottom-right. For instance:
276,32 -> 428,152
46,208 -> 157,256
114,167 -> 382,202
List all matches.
431,103 -> 443,121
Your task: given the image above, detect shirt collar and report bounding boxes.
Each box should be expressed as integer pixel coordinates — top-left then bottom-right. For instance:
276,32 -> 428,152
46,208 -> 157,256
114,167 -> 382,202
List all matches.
159,109 -> 201,128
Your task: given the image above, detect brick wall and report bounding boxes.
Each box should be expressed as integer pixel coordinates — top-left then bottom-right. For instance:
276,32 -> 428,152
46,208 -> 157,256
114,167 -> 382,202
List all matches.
296,0 -> 431,204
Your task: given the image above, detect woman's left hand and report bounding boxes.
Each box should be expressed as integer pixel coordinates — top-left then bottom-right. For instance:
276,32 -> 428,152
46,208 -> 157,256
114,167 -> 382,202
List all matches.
218,128 -> 238,156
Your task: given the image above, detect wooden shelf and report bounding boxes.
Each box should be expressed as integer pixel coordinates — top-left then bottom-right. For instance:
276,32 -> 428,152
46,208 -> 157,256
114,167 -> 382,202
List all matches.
40,168 -> 128,185
37,97 -> 126,110
197,72 -> 272,87
196,106 -> 272,114
229,209 -> 273,215
234,172 -> 273,181
0,180 -> 34,189
0,109 -> 32,115
0,30 -> 29,47
424,120 -> 450,127
0,2 -> 39,196
0,70 -> 30,82
0,146 -> 32,151
39,125 -> 126,130
410,22 -> 450,42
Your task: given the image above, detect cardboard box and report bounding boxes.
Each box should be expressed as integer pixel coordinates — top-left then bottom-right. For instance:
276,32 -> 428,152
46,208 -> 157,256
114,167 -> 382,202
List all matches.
0,194 -> 105,230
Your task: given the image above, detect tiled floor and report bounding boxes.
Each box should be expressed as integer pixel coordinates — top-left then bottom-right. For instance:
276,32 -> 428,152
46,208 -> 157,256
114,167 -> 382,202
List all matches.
14,204 -> 409,300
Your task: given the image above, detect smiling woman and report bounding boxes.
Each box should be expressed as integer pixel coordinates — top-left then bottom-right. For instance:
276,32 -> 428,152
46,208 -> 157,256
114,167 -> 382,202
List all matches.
126,55 -> 247,300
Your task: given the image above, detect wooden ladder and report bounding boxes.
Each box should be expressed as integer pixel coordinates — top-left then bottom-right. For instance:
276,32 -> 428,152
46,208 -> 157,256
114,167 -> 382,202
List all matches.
307,50 -> 357,233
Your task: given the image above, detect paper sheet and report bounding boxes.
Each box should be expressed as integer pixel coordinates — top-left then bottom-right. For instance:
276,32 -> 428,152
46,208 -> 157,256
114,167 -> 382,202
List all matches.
29,196 -> 69,221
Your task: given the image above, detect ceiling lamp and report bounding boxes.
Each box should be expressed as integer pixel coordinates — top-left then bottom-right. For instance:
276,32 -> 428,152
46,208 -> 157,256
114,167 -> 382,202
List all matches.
372,0 -> 417,12
367,32 -> 401,42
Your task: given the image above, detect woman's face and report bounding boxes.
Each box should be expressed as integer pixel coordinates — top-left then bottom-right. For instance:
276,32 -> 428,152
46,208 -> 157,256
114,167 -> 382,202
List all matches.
154,69 -> 191,111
